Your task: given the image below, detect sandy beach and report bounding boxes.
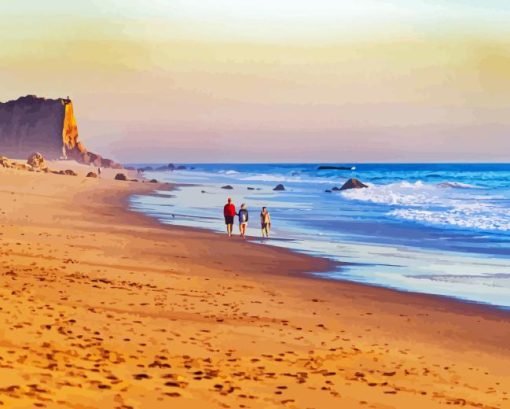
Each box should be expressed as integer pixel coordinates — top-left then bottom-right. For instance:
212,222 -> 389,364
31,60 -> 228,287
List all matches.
0,162 -> 509,409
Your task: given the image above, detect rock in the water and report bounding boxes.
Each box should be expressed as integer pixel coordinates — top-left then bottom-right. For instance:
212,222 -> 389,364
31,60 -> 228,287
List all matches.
86,171 -> 98,178
176,165 -> 186,170
339,178 -> 368,190
317,165 -> 354,170
273,184 -> 285,191
331,187 -> 340,191
149,179 -> 158,183
115,173 -> 127,181
221,185 -> 233,190
247,187 -> 255,190
27,152 -> 47,169
325,189 -> 332,193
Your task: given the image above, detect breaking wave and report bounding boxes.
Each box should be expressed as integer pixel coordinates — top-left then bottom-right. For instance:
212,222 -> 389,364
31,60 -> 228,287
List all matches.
341,180 -> 510,232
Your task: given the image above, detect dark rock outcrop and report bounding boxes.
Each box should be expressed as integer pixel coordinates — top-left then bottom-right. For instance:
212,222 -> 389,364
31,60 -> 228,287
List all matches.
0,155 -> 30,171
221,185 -> 233,190
339,178 -> 368,190
0,95 -> 121,168
52,169 -> 77,176
273,184 -> 285,191
318,165 -> 354,170
115,173 -> 127,181
27,152 -> 47,169
86,171 -> 98,178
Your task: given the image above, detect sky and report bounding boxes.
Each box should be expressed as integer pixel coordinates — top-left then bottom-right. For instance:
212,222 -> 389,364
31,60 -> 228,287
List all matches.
1,1 -> 509,162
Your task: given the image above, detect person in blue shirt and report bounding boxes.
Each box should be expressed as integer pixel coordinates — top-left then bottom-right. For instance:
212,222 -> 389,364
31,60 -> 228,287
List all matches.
238,203 -> 249,238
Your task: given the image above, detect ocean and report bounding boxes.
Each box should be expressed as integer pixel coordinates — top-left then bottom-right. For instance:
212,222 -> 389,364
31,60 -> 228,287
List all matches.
129,163 -> 510,309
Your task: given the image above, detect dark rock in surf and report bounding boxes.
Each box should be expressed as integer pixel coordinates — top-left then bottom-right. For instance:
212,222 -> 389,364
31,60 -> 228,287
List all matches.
273,184 -> 285,191
115,173 -> 127,181
325,189 -> 332,193
339,178 -> 368,190
318,165 -> 354,170
221,185 -> 234,190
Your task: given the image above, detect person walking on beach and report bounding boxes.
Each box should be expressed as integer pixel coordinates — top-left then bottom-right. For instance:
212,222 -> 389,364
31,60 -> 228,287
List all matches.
238,203 -> 249,239
223,198 -> 236,237
260,207 -> 271,238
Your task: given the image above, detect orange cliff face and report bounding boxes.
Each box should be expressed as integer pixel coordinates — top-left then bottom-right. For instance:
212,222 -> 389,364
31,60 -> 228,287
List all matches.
61,99 -> 122,168
62,100 -> 86,157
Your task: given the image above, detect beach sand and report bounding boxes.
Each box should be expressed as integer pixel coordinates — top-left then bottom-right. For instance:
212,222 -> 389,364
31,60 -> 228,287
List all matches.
0,162 -> 509,409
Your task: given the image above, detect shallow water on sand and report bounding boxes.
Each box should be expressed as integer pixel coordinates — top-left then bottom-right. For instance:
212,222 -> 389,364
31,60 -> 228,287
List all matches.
129,163 -> 510,309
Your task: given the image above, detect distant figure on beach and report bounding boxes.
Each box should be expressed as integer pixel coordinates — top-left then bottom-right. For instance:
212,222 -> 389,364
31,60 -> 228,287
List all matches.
223,198 -> 236,237
260,207 -> 271,238
238,203 -> 249,238
97,167 -> 101,176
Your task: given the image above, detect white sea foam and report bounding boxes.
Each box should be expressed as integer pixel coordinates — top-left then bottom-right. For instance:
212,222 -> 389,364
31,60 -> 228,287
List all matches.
342,181 -> 510,231
390,208 -> 510,231
436,181 -> 479,189
341,181 -> 436,206
240,173 -> 330,184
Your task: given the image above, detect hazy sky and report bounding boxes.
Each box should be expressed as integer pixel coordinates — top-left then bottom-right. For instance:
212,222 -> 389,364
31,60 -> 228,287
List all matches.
1,1 -> 509,162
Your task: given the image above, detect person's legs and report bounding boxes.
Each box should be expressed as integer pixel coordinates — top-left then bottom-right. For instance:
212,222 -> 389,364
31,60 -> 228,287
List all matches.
240,223 -> 246,238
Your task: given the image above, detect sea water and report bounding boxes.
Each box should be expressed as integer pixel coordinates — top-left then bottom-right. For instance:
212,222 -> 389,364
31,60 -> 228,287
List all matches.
129,163 -> 510,309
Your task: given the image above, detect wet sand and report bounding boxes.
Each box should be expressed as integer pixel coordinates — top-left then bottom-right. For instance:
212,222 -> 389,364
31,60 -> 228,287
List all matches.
0,162 -> 509,409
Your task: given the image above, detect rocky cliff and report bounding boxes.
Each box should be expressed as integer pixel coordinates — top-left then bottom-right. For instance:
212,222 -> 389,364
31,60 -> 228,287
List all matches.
0,95 -> 120,168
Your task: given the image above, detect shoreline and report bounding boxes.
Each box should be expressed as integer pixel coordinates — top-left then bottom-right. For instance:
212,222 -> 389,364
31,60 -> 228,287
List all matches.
130,183 -> 510,315
125,183 -> 510,355
1,163 -> 509,408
